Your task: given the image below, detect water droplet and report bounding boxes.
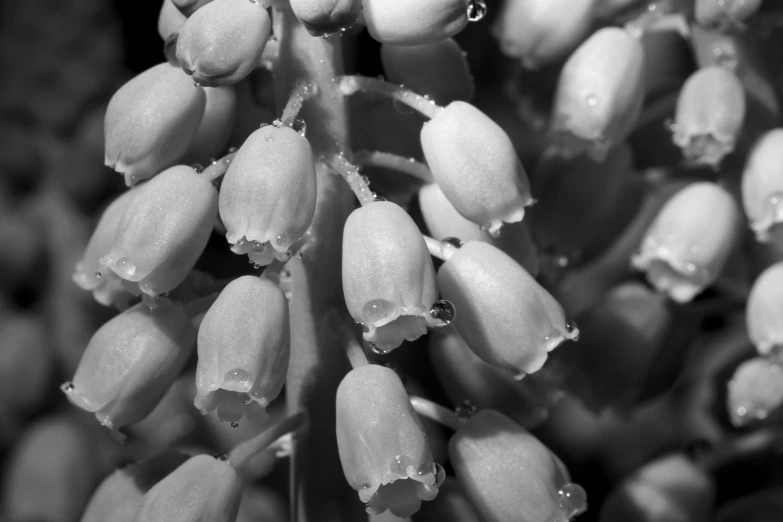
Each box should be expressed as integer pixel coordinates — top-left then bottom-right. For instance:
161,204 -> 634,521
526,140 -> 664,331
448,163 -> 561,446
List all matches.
191,163 -> 204,173
363,299 -> 398,324
428,300 -> 456,327
442,237 -> 464,249
61,381 -> 74,393
265,134 -> 274,142
228,147 -> 238,153
368,341 -> 390,355
373,193 -> 387,202
199,408 -> 208,415
291,116 -> 307,136
94,271 -> 102,278
272,118 -> 283,128
194,81 -> 202,88
115,258 -> 136,277
239,393 -> 253,405
467,0 -> 487,21
224,369 -> 252,390
455,400 -> 478,420
663,118 -> 677,133
230,421 -> 240,429
585,93 -> 599,107
213,453 -> 228,461
557,483 -> 588,519
565,320 -> 579,341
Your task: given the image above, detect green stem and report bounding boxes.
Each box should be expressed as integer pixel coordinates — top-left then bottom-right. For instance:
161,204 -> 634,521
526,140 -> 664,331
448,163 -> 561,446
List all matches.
353,150 -> 434,184
338,75 -> 443,119
409,396 -> 464,431
328,309 -> 369,369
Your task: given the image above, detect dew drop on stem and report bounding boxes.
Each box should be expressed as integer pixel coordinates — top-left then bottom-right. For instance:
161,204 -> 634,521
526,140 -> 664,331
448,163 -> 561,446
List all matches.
428,299 -> 456,327
454,400 -> 478,420
557,483 -> 588,519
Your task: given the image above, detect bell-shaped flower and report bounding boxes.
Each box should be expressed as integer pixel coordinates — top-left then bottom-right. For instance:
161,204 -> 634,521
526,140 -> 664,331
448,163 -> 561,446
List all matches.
599,454 -> 714,522
741,129 -> 783,243
173,0 -> 214,16
219,125 -> 317,266
73,189 -> 136,308
62,299 -> 196,434
420,101 -> 534,234
195,276 -> 290,425
158,0 -> 187,40
132,454 -> 243,522
549,27 -> 645,161
449,409 -> 586,522
631,182 -> 740,304
695,0 -> 761,30
342,202 -> 439,352
291,0 -> 362,35
672,66 -> 745,167
105,63 -> 206,186
727,356 -> 783,427
429,328 -> 555,428
336,364 -> 445,517
81,451 -> 189,522
414,477 -> 481,522
381,39 -> 474,105
100,165 -> 218,302
183,86 -> 237,164
747,261 -> 783,357
362,0 -> 469,45
437,241 -> 578,377
492,0 -> 596,70
176,0 -> 271,87
419,182 -> 539,276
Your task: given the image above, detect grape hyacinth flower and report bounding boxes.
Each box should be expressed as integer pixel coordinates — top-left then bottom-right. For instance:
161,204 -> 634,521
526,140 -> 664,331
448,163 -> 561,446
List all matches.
158,0 -> 187,40
291,0 -> 362,35
727,357 -> 783,426
176,0 -> 272,87
336,365 -> 445,517
449,409 -> 586,522
342,201 -> 441,352
741,128 -> 783,243
183,85 -> 237,164
219,123 -> 317,266
62,300 -> 196,435
631,182 -> 740,304
100,165 -> 218,303
195,276 -> 290,426
747,262 -> 783,358
694,0 -> 762,31
420,101 -> 534,235
437,241 -> 578,378
672,66 -> 746,167
104,63 -> 206,186
362,0 -> 474,45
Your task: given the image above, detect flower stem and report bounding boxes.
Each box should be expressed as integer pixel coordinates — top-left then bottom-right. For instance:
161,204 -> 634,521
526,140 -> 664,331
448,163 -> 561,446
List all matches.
338,75 -> 443,119
353,150 -> 434,184
322,153 -> 376,206
327,309 -> 369,369
424,235 -> 460,261
282,81 -> 318,127
228,411 -> 309,470
409,396 -> 464,431
202,151 -> 239,182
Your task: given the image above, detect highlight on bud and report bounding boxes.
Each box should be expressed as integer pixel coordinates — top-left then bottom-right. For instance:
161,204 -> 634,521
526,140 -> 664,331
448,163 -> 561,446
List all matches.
631,182 -> 740,304
694,0 -> 761,30
747,262 -> 783,358
219,125 -> 316,266
73,189 -> 136,308
195,276 -> 290,425
449,409 -> 586,522
727,357 -> 783,427
421,101 -> 534,235
176,0 -> 271,87
672,66 -> 746,167
132,454 -> 243,522
62,300 -> 196,434
100,165 -> 218,302
492,0 -> 595,70
104,63 -> 206,186
381,39 -> 474,105
741,129 -> 783,243
336,365 -> 445,517
362,0 -> 470,45
342,202 -> 440,352
291,0 -> 362,35
437,241 -> 578,378
549,27 -> 645,161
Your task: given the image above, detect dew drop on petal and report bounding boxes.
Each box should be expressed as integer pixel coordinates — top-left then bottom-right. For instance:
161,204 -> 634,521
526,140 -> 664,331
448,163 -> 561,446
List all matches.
363,298 -> 398,324
427,299 -> 456,327
115,258 -> 137,277
442,237 -> 464,248
60,381 -> 74,393
557,483 -> 588,519
467,0 -> 487,22
213,453 -> 228,461
454,400 -> 478,420
291,116 -> 307,136
272,118 -> 283,128
224,369 -> 253,390
368,341 -> 390,355
230,421 -> 240,429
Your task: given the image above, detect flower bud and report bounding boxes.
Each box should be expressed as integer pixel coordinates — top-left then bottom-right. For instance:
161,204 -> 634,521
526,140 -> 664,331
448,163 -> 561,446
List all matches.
176,0 -> 271,87
381,39 -> 474,105
695,0 -> 761,30
599,454 -> 714,522
343,202 -> 439,352
741,129 -> 783,243
132,454 -> 243,522
438,241 -> 578,377
727,356 -> 783,426
492,0 -> 596,70
421,101 -> 534,234
105,64 -> 206,186
73,189 -> 136,307
449,409 -> 585,522
291,0 -> 362,35
173,0 -> 213,16
549,27 -> 645,161
0,314 -> 54,416
183,86 -> 237,164
631,182 -> 740,303
158,0 -> 187,40
81,451 -> 189,522
62,299 -> 196,433
747,262 -> 783,357
195,276 -> 290,425
220,125 -> 317,266
672,66 -> 745,167
413,477 -> 481,522
336,365 -> 444,517
362,0 -> 469,45
418,182 -> 539,276
100,165 -> 218,301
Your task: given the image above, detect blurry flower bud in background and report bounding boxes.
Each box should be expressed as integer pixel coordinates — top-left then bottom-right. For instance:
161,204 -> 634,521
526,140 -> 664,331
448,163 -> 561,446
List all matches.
726,356 -> 783,426
694,0 -> 762,31
746,261 -> 783,358
741,128 -> 783,244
